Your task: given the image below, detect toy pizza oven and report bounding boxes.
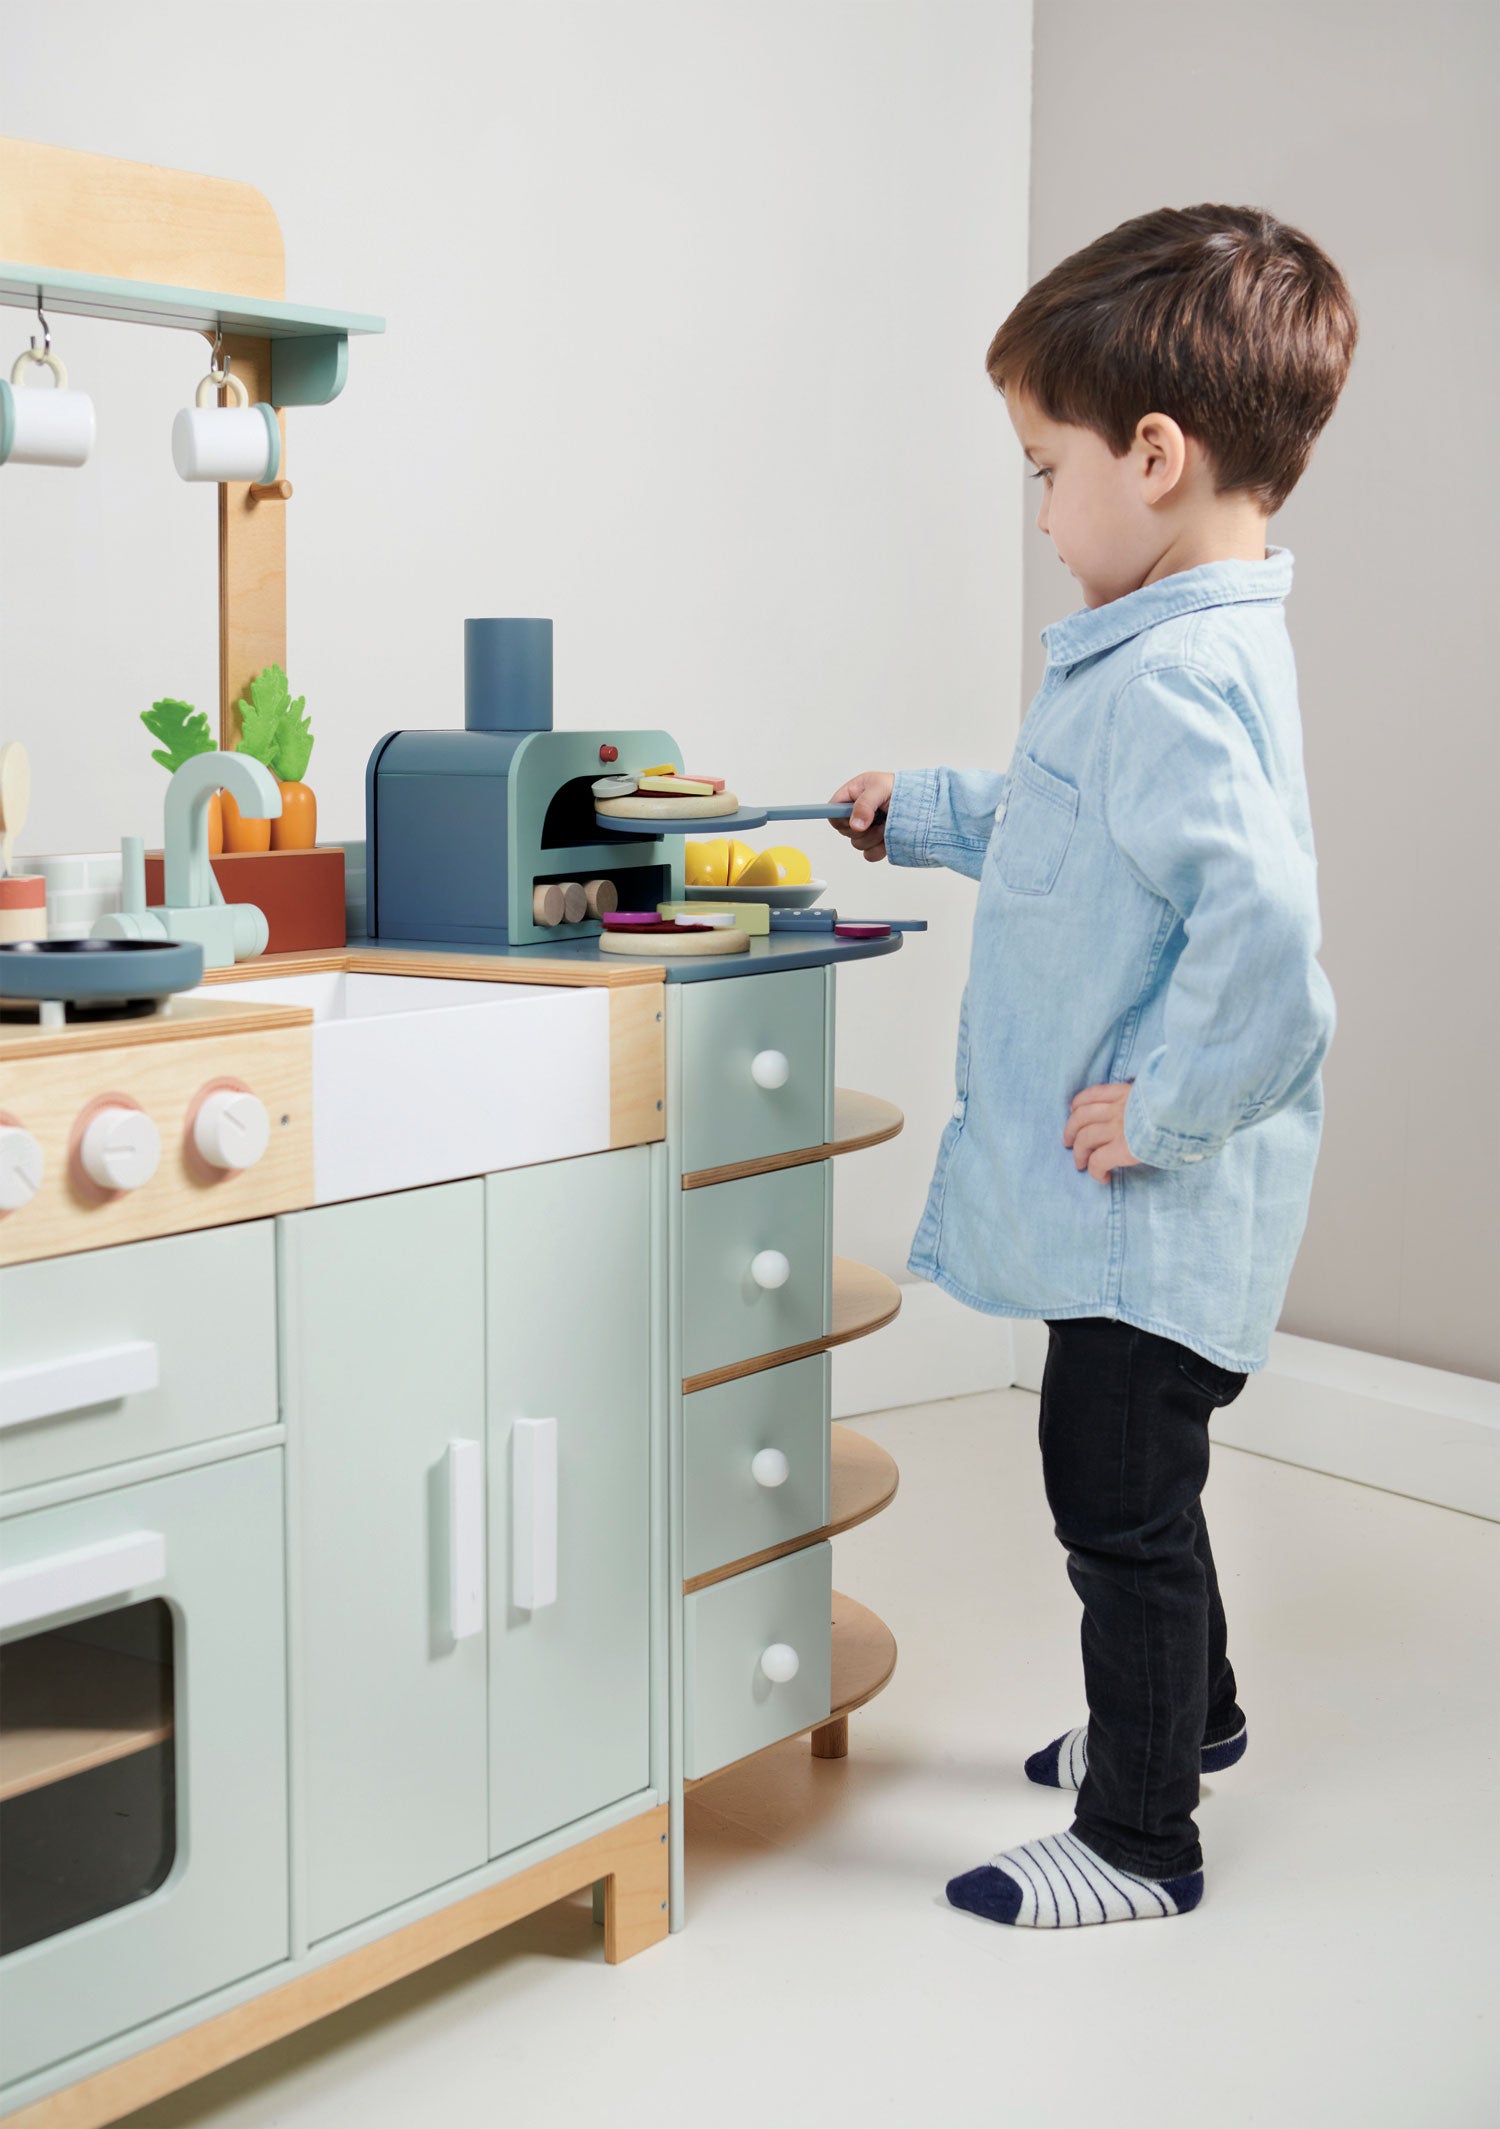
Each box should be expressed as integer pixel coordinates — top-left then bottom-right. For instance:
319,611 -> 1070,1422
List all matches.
365,619 -> 685,948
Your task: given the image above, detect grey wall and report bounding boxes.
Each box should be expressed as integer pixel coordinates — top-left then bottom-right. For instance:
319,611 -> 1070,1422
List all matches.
1025,0 -> 1500,1379
0,0 -> 1033,1294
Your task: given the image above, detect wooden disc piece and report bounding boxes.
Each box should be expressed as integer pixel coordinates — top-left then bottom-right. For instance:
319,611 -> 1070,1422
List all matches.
561,881 -> 588,924
584,878 -> 618,917
595,791 -> 740,821
532,883 -> 566,926
599,926 -> 750,956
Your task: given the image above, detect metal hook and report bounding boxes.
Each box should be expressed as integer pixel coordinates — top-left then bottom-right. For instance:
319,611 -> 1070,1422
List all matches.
30,294 -> 51,358
209,327 -> 229,383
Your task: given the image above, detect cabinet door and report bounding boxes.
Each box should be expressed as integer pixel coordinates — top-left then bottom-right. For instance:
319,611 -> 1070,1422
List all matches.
280,1183 -> 488,1943
486,1149 -> 653,1856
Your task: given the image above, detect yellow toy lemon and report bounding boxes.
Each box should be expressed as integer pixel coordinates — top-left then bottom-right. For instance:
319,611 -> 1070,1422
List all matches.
726,839 -> 758,885
686,839 -> 730,887
738,845 -> 813,887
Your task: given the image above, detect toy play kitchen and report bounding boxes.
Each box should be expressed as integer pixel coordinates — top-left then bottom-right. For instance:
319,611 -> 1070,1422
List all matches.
0,138 -> 917,2129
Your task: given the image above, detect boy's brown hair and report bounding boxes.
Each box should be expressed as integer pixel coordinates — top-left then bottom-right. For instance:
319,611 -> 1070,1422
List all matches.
987,205 -> 1357,513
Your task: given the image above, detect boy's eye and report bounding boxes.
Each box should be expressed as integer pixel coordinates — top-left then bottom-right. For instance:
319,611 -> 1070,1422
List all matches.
1029,466 -> 1052,483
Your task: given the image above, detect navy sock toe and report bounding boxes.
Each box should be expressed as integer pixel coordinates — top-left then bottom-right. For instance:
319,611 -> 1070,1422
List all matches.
1158,1870 -> 1205,1914
1024,1736 -> 1068,1787
946,1864 -> 1024,1924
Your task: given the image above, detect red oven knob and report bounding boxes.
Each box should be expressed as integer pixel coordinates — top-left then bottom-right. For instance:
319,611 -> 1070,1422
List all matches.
599,744 -> 618,763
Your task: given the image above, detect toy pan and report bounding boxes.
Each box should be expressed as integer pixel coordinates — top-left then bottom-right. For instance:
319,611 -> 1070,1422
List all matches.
595,802 -> 856,837
0,937 -> 205,1003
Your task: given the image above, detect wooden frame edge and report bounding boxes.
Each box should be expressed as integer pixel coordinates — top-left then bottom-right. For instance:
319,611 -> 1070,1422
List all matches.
5,1806 -> 668,2129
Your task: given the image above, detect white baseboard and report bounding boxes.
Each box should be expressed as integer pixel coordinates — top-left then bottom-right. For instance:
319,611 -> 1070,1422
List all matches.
831,1281 -> 1016,1419
835,1291 -> 1500,1522
1214,1332 -> 1500,1522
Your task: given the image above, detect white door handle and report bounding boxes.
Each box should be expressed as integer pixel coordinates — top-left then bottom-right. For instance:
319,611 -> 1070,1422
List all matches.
760,1642 -> 800,1684
750,1049 -> 790,1089
751,1447 -> 790,1489
750,1249 -> 790,1290
0,1530 -> 166,1632
512,1417 -> 558,1611
446,1438 -> 484,1641
0,1340 -> 160,1432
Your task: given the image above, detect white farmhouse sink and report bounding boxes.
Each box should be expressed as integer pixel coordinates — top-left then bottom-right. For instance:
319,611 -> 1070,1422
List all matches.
183,971 -> 613,1204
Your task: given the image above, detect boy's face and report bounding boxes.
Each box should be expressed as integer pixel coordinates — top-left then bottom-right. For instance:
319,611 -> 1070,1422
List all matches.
1006,390 -> 1165,609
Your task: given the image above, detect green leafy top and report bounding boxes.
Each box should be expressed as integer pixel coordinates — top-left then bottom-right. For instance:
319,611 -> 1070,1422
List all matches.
142,697 -> 214,774
234,664 -> 315,782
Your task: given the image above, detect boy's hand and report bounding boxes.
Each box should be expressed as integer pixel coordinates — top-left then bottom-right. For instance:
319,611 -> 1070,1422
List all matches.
829,772 -> 895,862
1064,1083 -> 1142,1183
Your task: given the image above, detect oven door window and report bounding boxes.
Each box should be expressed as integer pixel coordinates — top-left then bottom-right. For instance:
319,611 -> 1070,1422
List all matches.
0,1598 -> 176,1955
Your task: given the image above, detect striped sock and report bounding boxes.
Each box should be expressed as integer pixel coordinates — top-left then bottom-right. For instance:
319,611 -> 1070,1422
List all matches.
946,1830 -> 1203,1929
1024,1720 -> 1248,1791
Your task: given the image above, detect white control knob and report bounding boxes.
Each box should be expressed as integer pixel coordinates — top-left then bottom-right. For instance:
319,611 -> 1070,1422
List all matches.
750,1048 -> 790,1090
751,1447 -> 790,1489
750,1248 -> 791,1291
0,1126 -> 44,1211
760,1642 -> 800,1685
79,1106 -> 160,1192
193,1088 -> 271,1171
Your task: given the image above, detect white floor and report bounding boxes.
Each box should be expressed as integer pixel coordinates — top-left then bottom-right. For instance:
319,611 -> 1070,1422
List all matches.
124,1390 -> 1498,2129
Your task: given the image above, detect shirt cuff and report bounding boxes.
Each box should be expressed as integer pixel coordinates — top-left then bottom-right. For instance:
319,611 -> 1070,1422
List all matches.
883,769 -> 939,868
1124,1083 -> 1223,1170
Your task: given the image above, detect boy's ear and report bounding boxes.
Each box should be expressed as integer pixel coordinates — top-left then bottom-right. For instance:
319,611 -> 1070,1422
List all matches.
1134,412 -> 1188,503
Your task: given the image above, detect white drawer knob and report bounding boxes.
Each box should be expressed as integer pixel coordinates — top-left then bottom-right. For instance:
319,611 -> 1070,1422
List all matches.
0,1126 -> 43,1211
80,1106 -> 160,1192
750,1248 -> 791,1291
751,1447 -> 790,1489
193,1088 -> 271,1171
760,1642 -> 800,1684
750,1048 -> 790,1090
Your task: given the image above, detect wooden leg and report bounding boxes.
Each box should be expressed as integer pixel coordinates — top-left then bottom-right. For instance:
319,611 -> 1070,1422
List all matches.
601,1808 -> 670,1963
811,1714 -> 849,1760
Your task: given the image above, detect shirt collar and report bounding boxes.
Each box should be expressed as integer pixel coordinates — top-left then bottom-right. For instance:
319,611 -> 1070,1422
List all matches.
1042,548 -> 1294,670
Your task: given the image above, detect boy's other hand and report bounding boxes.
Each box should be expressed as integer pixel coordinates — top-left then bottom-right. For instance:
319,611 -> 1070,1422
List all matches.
1064,1083 -> 1142,1182
829,771 -> 895,862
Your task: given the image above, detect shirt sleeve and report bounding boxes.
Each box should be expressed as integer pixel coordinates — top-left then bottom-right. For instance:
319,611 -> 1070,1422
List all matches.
1105,664 -> 1336,1169
883,767 -> 1007,883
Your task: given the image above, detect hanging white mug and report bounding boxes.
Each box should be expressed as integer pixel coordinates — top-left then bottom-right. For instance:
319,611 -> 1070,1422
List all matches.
172,370 -> 281,484
0,348 -> 96,469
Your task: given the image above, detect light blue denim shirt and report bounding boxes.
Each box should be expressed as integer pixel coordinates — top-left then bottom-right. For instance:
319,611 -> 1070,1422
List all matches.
885,549 -> 1333,1372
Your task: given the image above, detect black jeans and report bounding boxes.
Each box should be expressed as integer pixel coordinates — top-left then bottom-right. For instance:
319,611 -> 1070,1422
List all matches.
1039,1317 -> 1247,1879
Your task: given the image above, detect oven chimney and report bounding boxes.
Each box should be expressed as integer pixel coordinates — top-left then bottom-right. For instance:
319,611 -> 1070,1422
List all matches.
464,618 -> 553,733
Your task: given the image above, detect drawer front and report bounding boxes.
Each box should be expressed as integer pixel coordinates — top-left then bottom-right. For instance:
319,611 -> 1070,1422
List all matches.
681,1164 -> 831,1382
0,1223 -> 278,1497
678,967 -> 830,1175
684,1354 -> 830,1582
684,1541 -> 832,1779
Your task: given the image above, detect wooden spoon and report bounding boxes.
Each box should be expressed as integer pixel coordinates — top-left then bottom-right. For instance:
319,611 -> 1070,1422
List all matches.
0,743 -> 30,879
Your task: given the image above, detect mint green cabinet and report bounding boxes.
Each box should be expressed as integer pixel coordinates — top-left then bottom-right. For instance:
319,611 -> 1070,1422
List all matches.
280,1184 -> 489,1943
485,1150 -> 653,1856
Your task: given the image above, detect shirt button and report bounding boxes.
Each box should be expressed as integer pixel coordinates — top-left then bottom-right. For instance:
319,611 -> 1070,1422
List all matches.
1182,1153 -> 1204,1163
952,1101 -> 965,1121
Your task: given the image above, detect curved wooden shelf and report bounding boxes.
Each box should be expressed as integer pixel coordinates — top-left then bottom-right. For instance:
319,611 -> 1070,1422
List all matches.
682,1088 -> 903,1190
684,1424 -> 900,1593
683,1257 -> 901,1394
686,1591 -> 897,1789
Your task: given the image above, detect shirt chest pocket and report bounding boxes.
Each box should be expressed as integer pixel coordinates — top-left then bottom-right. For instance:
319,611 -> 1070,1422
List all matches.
992,753 -> 1079,895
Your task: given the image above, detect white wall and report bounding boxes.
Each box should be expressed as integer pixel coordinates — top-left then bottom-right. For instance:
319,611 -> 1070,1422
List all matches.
0,0 -> 1033,1289
1024,0 -> 1500,1380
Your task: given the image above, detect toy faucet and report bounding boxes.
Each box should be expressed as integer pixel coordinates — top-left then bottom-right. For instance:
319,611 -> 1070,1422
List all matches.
93,751 -> 280,968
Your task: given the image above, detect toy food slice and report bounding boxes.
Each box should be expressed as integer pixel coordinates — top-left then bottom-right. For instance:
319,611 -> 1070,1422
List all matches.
637,774 -> 717,798
592,773 -> 639,798
686,838 -> 730,886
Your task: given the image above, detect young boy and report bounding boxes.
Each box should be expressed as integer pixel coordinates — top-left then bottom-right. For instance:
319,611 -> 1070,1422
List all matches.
832,204 -> 1356,1928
